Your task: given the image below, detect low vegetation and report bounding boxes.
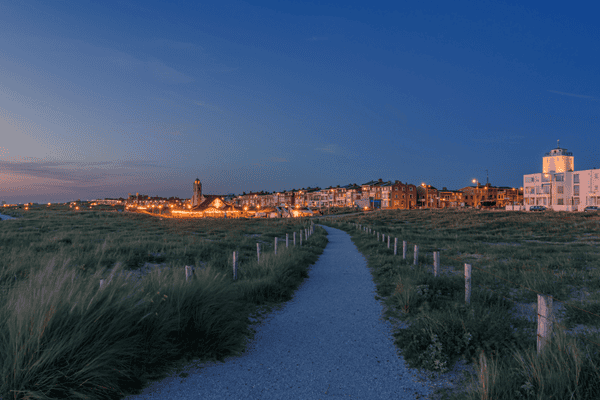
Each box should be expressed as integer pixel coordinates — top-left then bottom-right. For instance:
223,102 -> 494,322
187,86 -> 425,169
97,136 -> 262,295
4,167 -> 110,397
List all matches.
321,209 -> 600,400
0,204 -> 327,399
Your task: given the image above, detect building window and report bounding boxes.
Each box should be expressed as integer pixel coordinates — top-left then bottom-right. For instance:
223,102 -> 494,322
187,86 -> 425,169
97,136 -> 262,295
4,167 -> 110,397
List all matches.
409,187 -> 413,191
574,185 -> 580,196
574,174 -> 579,184
555,174 -> 564,182
557,186 -> 564,194
557,198 -> 564,205
409,194 -> 413,199
574,197 -> 580,205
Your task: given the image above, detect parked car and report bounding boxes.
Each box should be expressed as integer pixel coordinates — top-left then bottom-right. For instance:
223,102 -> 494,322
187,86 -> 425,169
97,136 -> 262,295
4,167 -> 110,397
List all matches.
530,206 -> 547,211
584,206 -> 599,212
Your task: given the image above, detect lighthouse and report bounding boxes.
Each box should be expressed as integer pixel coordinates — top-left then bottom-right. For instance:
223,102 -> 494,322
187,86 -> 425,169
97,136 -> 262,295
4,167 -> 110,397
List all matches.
192,178 -> 203,207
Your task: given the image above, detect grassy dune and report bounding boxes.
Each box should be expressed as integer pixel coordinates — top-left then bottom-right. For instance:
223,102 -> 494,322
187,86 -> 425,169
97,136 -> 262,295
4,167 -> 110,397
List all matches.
321,209 -> 600,400
0,204 -> 326,400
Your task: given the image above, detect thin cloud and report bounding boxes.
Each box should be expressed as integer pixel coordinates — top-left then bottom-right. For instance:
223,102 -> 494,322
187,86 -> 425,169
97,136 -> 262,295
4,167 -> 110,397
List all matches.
548,90 -> 596,100
315,144 -> 336,154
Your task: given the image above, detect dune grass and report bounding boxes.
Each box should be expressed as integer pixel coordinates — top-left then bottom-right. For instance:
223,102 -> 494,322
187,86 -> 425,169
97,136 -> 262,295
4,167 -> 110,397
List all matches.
0,204 -> 327,399
321,209 -> 600,400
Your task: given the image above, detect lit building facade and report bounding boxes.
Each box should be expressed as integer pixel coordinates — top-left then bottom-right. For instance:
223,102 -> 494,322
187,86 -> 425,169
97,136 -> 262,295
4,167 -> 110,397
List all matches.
523,143 -> 600,211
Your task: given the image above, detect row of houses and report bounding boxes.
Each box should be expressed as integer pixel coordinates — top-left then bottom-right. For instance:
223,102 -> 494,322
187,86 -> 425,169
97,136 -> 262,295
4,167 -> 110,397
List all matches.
235,179 -> 523,210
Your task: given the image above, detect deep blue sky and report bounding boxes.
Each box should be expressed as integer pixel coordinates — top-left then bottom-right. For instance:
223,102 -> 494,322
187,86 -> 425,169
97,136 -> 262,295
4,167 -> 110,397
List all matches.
1,0 -> 598,203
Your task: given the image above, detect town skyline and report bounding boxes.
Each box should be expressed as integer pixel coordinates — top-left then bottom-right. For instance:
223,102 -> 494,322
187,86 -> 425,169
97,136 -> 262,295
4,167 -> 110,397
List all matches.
2,1 -> 599,204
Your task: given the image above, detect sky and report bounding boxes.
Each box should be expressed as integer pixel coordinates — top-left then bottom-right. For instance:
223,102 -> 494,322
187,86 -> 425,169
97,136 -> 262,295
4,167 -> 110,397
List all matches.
1,0 -> 599,203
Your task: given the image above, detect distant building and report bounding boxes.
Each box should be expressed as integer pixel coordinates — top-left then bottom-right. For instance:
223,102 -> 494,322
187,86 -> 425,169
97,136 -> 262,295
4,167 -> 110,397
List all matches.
389,181 -> 417,209
172,179 -> 243,218
523,142 -> 600,211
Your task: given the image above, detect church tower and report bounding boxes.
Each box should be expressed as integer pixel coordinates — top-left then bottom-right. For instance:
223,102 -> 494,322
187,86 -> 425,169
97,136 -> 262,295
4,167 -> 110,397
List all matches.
192,178 -> 203,207
543,140 -> 574,174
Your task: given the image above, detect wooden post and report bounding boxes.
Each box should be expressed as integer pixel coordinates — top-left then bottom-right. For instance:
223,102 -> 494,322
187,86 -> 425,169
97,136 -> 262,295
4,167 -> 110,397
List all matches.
293,231 -> 296,246
403,241 -> 407,260
185,265 -> 194,282
537,295 -> 553,354
286,233 -> 289,248
377,232 -> 380,241
257,243 -> 261,263
99,279 -> 106,289
465,263 -> 471,305
233,251 -> 238,280
300,231 -> 303,246
414,245 -> 419,265
433,252 -> 440,277
387,236 -> 390,249
275,237 -> 278,255
394,238 -> 397,255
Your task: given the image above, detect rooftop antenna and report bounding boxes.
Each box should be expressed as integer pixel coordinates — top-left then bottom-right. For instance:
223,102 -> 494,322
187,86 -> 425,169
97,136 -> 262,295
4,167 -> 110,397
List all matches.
557,139 -> 560,149
486,169 -> 489,185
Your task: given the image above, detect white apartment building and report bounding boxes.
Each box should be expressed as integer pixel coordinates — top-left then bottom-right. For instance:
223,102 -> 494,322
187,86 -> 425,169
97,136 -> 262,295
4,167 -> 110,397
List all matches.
523,142 -> 600,211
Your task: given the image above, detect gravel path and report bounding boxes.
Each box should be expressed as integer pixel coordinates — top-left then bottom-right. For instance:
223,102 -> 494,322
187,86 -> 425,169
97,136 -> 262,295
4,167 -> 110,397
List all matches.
123,225 -> 431,400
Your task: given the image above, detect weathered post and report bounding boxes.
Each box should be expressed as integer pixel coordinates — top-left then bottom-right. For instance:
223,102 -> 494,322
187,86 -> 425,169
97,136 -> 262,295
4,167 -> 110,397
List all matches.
414,245 -> 419,265
403,241 -> 407,260
233,251 -> 238,280
185,265 -> 194,282
257,243 -> 261,263
293,231 -> 296,246
394,238 -> 397,255
300,231 -> 303,246
465,263 -> 471,305
387,236 -> 390,249
537,295 -> 553,354
433,252 -> 440,277
377,232 -> 380,241
286,233 -> 289,248
275,237 -> 278,255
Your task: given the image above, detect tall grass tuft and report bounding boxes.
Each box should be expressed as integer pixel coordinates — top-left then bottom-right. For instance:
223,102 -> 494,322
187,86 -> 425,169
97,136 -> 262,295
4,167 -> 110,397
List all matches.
0,206 -> 327,399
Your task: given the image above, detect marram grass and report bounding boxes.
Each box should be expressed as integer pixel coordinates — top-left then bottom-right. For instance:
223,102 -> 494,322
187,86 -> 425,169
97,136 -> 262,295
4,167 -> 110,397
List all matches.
0,205 -> 326,399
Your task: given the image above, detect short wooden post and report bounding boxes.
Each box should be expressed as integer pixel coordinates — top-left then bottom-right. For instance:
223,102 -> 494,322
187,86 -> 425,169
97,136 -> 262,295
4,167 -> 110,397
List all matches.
382,233 -> 385,242
377,232 -> 380,241
394,237 -> 397,255
387,236 -> 390,249
537,295 -> 553,354
433,252 -> 440,277
185,265 -> 194,282
413,245 -> 419,265
286,233 -> 289,248
233,251 -> 238,280
293,231 -> 296,246
300,231 -> 303,246
403,241 -> 407,260
465,263 -> 471,304
275,237 -> 278,255
257,243 -> 261,263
